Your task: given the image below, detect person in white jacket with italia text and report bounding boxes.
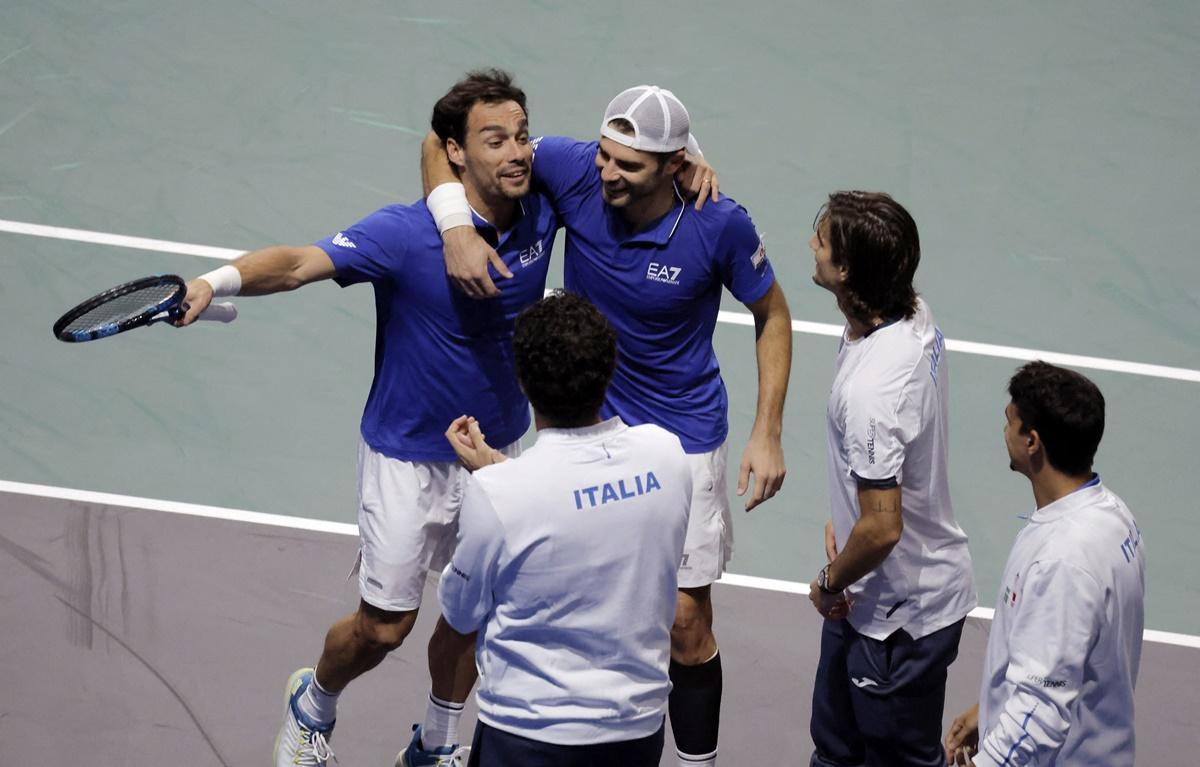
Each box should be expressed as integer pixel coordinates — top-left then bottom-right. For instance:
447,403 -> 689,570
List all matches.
945,361 -> 1146,766
440,291 -> 692,767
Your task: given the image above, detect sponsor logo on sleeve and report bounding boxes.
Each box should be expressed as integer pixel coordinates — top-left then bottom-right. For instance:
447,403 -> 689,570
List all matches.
1026,673 -> 1068,689
866,418 -> 877,465
450,563 -> 471,581
751,237 -> 768,274
332,232 -> 357,249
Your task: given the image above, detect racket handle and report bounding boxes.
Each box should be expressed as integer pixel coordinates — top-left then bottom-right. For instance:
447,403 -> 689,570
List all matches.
197,302 -> 238,323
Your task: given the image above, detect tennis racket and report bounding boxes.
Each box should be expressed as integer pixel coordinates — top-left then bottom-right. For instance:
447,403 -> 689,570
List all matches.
52,274 -> 237,343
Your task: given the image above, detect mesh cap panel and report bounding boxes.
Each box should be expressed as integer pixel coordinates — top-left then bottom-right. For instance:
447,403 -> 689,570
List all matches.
600,85 -> 691,152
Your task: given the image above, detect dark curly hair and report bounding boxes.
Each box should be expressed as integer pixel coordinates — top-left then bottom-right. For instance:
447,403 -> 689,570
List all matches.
1008,361 -> 1105,475
513,291 -> 617,427
815,191 -> 920,326
431,69 -> 527,147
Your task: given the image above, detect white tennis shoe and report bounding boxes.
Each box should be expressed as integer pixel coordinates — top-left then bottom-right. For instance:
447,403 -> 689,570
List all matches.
273,668 -> 337,767
395,724 -> 470,767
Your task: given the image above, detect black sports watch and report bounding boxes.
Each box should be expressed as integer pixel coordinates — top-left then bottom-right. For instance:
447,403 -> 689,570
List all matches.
817,563 -> 843,595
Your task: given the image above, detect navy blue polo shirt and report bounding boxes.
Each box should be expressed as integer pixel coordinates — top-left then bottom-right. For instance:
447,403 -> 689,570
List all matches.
531,136 -> 775,453
316,196 -> 556,462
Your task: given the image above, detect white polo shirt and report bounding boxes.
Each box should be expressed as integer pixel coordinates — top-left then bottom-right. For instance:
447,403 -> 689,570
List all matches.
825,297 -> 976,640
975,477 -> 1145,767
439,417 -> 691,745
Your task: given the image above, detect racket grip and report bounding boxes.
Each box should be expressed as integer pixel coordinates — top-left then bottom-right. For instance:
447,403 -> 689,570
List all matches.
197,301 -> 238,323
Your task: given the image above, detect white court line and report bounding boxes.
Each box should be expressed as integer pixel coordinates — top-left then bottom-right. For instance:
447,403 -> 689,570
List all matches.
4,217 -> 1193,383
716,311 -> 1200,383
2,478 -> 1197,650
0,218 -> 244,260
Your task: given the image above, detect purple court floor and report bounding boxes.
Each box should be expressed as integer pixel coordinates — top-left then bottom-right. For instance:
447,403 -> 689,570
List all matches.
2,489 -> 1195,765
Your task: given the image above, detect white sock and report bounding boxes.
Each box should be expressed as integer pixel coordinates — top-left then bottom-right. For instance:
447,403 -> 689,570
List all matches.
421,692 -> 465,749
297,672 -> 339,726
678,748 -> 718,767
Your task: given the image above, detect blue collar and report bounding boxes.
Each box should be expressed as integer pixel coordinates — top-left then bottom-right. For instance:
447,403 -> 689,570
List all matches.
472,197 -> 528,247
608,183 -> 687,246
862,315 -> 905,337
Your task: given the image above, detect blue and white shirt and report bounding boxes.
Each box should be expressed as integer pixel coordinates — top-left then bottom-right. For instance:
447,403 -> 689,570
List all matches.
531,136 -> 775,454
317,198 -> 556,462
975,477 -> 1145,767
439,418 -> 691,744
825,298 -> 976,640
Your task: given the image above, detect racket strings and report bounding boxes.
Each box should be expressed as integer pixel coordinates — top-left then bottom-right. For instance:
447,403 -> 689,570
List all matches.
64,284 -> 179,332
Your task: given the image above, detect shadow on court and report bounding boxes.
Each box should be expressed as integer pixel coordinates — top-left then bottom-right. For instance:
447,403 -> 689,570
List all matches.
1,491 -> 1194,764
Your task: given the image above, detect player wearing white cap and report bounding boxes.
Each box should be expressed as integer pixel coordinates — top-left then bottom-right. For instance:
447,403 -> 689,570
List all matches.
944,361 -> 1145,766
423,84 -> 792,767
441,291 -> 692,766
806,191 -> 976,767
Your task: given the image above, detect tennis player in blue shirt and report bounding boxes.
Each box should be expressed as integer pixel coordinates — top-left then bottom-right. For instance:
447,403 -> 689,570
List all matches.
423,84 -> 793,767
180,70 -> 556,767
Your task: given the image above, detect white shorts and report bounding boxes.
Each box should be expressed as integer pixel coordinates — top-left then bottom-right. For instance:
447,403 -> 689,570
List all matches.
677,442 -> 733,589
354,437 -> 521,612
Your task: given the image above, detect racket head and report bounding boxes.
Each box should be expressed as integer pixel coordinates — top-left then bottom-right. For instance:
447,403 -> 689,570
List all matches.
52,274 -> 187,342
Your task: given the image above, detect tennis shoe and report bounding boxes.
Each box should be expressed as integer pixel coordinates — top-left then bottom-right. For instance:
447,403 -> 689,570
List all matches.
274,667 -> 337,767
395,724 -> 470,767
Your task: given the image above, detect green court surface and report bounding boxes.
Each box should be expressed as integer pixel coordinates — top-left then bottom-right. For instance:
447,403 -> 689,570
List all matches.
2,0 -> 1198,637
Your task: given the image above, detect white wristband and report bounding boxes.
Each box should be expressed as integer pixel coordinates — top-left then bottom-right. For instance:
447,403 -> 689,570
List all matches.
686,132 -> 703,157
427,182 -> 474,234
199,264 -> 242,297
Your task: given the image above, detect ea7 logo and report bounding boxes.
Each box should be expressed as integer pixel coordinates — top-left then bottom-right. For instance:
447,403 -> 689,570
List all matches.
646,262 -> 682,285
519,239 -> 545,267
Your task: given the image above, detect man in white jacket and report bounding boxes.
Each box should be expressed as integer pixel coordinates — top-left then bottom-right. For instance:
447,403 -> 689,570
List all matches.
440,290 -> 692,766
945,361 -> 1146,766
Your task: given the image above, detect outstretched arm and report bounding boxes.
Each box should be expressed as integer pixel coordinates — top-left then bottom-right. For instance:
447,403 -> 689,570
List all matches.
421,131 -> 510,299
177,245 -> 335,325
738,281 -> 792,510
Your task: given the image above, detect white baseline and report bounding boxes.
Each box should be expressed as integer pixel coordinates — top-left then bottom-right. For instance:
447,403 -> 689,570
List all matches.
0,479 -> 1195,650
2,217 -> 1198,384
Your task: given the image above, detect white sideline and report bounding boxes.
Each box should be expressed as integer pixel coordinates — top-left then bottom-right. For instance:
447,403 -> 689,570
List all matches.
2,478 -> 1196,650
3,217 -> 1198,383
